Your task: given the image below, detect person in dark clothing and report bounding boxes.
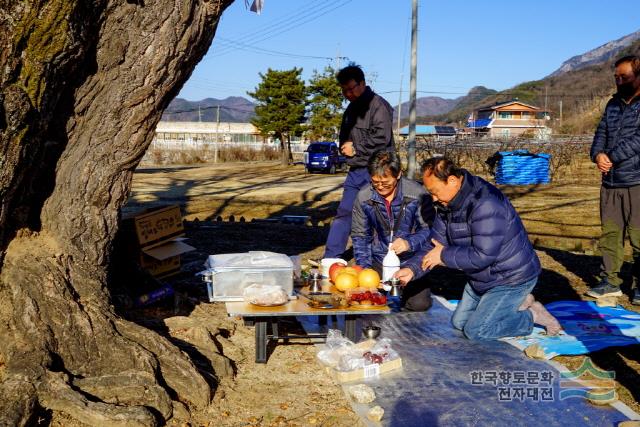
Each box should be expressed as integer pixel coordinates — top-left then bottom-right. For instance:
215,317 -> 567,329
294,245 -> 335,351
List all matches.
396,157 -> 562,339
323,64 -> 395,259
588,55 -> 640,305
351,151 -> 434,311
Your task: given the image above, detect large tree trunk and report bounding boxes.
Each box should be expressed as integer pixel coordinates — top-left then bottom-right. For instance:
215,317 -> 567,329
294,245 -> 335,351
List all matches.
0,0 -> 233,425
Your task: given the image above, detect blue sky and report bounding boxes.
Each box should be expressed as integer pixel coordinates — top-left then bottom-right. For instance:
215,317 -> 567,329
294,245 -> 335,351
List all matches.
178,0 -> 640,103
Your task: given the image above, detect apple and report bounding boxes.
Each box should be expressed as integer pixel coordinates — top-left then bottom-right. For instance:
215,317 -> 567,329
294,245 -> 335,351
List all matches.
351,265 -> 364,273
329,262 -> 347,282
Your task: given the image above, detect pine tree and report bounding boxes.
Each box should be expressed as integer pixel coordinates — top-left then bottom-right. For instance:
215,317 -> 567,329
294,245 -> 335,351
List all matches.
248,68 -> 306,165
307,66 -> 343,141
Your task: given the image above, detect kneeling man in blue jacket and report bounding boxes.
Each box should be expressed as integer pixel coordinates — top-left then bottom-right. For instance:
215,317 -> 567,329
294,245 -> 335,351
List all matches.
396,157 -> 561,339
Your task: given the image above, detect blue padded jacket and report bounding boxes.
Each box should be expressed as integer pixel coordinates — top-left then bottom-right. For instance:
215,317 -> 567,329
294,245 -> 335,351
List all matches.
351,177 -> 434,276
590,94 -> 640,188
413,170 -> 540,293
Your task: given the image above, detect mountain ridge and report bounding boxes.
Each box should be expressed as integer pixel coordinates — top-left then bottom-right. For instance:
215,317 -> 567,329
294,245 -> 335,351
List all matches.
549,29 -> 640,77
162,96 -> 256,122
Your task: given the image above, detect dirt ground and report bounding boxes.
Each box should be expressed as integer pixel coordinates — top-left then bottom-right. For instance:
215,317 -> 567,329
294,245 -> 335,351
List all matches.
113,160 -> 640,426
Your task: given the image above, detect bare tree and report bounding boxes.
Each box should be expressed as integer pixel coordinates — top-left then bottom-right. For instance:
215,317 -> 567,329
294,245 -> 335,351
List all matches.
0,0 -> 233,425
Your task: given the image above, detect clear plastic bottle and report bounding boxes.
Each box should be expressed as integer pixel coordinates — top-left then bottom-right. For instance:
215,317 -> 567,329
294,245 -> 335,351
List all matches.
382,247 -> 400,282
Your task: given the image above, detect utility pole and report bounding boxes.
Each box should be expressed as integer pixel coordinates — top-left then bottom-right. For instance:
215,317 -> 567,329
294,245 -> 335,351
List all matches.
559,99 -> 563,129
215,105 -> 220,163
198,104 -> 202,122
544,86 -> 548,119
406,0 -> 418,179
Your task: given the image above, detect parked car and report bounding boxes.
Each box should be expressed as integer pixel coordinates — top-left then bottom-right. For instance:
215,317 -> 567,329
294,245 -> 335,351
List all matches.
303,141 -> 347,174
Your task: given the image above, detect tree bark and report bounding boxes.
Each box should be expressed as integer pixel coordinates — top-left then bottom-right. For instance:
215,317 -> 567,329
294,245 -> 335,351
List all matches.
277,132 -> 288,166
286,134 -> 293,165
0,0 -> 233,425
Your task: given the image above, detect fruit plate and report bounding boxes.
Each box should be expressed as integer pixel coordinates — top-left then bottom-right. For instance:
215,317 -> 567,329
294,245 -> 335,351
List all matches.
306,301 -> 349,309
249,301 -> 288,307
348,302 -> 388,309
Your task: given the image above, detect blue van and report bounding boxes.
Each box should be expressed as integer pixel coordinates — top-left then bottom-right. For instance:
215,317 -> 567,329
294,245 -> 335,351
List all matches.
304,141 -> 347,174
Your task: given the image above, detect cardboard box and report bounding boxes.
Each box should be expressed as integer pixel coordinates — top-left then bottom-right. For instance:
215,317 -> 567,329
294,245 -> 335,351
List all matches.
130,205 -> 185,248
139,239 -> 195,278
324,340 -> 403,383
140,254 -> 181,278
123,205 -> 195,277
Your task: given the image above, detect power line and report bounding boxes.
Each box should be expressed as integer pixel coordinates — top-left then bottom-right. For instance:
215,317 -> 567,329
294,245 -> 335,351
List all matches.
214,37 -> 338,60
219,0 -> 327,46
211,0 -> 347,56
209,0 -> 353,59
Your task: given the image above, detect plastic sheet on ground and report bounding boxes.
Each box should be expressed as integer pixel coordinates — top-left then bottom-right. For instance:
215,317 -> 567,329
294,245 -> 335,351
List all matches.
302,298 -> 636,426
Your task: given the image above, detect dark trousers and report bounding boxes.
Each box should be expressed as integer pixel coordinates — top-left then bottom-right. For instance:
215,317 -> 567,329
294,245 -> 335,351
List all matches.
323,168 -> 371,258
372,262 -> 432,312
402,277 -> 433,312
599,185 -> 640,287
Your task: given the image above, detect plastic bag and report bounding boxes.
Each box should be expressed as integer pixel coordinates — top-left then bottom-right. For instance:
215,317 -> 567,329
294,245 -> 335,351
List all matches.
365,337 -> 400,363
317,331 -> 400,371
325,329 -> 354,349
242,284 -> 288,306
317,329 -> 357,367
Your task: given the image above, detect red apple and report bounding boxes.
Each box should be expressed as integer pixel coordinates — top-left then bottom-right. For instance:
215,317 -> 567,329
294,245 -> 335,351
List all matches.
329,262 -> 347,282
350,265 -> 364,273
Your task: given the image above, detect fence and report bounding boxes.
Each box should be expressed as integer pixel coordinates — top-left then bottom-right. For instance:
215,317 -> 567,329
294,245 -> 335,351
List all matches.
145,134 -> 594,179
395,135 -> 593,182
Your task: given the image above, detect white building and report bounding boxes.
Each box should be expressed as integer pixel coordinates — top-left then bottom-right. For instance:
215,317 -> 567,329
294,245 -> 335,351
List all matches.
153,121 -> 264,146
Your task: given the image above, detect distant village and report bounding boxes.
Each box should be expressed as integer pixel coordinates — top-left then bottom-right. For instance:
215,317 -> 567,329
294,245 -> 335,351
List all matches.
153,99 -> 552,151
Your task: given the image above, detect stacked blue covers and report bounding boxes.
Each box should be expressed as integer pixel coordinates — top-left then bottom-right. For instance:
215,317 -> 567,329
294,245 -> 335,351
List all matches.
495,150 -> 550,185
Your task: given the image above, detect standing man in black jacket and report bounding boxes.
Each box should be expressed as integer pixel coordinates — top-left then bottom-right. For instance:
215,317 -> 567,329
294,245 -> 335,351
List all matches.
323,64 -> 395,259
588,55 -> 640,305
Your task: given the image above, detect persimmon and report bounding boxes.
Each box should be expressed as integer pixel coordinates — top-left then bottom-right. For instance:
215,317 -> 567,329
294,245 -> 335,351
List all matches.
341,266 -> 360,277
358,269 -> 381,289
334,272 -> 359,291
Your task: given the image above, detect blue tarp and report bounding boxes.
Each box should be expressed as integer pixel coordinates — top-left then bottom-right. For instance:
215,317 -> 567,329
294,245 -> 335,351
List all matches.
504,300 -> 640,359
494,150 -> 550,185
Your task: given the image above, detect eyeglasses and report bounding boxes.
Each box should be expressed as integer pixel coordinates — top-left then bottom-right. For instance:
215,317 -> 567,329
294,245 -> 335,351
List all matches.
371,179 -> 397,189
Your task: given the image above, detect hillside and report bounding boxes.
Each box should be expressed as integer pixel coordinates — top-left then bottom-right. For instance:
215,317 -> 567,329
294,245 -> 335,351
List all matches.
549,30 -> 640,77
393,95 -> 460,121
428,38 -> 640,133
162,96 -> 255,122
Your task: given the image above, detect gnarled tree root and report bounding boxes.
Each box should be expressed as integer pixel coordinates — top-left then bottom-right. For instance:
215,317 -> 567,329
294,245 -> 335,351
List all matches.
40,371 -> 157,427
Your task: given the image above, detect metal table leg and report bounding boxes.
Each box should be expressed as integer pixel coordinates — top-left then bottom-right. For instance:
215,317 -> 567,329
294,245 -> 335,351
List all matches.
255,318 -> 269,363
271,320 -> 279,341
344,314 -> 357,342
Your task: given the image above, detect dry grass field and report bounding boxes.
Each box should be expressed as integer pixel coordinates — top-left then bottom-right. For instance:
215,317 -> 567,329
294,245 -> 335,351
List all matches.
120,149 -> 640,424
